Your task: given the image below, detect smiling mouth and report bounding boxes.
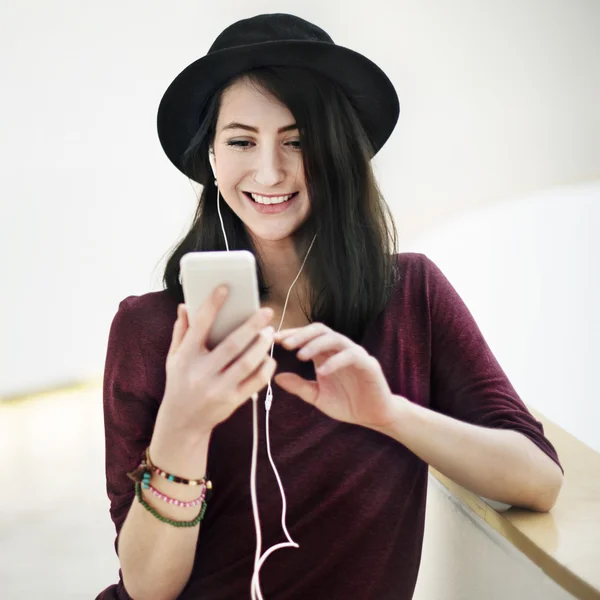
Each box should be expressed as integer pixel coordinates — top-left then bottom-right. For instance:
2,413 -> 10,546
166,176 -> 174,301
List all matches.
243,191 -> 298,205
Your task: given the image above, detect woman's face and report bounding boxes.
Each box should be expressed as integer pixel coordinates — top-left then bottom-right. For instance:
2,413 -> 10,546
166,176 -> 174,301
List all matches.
212,78 -> 310,243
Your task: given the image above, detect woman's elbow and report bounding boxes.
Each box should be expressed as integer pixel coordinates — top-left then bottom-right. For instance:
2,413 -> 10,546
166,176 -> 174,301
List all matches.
526,463 -> 564,512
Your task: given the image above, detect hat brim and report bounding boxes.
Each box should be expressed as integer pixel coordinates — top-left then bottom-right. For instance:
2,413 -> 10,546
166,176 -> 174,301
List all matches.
157,40 -> 400,183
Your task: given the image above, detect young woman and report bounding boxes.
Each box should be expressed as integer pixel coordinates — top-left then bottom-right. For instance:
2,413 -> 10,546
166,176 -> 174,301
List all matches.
97,13 -> 563,600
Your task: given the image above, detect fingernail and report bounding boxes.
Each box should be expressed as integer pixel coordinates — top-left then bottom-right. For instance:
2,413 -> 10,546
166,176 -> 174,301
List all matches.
261,326 -> 275,338
216,285 -> 228,298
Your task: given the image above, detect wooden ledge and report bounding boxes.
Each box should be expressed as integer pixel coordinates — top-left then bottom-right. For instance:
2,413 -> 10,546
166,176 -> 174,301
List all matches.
0,378 -> 102,405
430,409 -> 600,600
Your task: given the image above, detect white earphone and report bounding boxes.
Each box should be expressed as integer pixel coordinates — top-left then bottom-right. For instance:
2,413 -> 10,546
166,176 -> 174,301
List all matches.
210,151 -> 230,251
208,149 -> 217,182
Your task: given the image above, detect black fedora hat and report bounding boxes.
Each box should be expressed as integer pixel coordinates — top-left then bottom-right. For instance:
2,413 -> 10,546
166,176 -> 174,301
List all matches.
157,13 -> 400,184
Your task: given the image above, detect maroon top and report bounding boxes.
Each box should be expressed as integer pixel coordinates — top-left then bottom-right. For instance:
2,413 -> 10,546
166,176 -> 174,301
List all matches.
97,253 -> 561,600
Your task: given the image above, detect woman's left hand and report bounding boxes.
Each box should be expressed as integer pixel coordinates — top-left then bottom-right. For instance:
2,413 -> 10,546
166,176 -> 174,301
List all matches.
273,324 -> 395,429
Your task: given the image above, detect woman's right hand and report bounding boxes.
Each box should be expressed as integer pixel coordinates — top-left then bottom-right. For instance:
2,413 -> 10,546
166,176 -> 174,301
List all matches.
155,285 -> 276,441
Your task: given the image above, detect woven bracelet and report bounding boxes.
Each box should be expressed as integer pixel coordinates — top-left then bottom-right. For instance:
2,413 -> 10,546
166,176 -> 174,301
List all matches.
127,447 -> 212,493
135,482 -> 207,527
146,446 -> 210,486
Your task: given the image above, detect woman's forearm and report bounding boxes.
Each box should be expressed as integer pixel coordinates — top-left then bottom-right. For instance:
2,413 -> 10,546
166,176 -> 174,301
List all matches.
118,427 -> 211,600
375,395 -> 563,512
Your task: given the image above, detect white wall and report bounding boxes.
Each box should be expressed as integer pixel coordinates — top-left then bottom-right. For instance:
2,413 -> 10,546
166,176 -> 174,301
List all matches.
404,180 -> 600,453
1,0 -> 599,397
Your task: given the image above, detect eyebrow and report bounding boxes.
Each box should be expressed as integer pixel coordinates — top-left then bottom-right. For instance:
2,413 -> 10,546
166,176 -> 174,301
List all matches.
220,122 -> 298,134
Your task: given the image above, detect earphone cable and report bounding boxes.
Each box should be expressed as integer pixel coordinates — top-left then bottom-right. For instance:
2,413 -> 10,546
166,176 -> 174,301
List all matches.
217,183 -> 316,599
216,181 -> 230,251
252,233 -> 316,598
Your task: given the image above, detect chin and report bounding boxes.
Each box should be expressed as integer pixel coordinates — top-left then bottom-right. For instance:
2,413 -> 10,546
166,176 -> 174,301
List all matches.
248,227 -> 300,243
245,213 -> 311,244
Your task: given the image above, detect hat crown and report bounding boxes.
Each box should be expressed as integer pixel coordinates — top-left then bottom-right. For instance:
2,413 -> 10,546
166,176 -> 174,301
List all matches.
208,13 -> 334,54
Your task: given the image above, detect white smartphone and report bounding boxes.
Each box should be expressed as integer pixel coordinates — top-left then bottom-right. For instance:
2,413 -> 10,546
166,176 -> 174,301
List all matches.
180,250 -> 261,349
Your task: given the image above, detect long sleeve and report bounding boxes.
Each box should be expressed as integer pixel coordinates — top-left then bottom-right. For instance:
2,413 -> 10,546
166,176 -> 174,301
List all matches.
424,256 -> 562,472
102,296 -> 161,554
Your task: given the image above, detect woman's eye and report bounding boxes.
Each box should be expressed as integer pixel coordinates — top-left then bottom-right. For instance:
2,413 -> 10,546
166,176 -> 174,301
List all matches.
225,140 -> 301,150
227,140 -> 252,148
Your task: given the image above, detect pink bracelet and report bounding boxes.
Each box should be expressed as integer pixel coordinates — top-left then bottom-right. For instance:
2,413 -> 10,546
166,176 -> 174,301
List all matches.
146,483 -> 206,508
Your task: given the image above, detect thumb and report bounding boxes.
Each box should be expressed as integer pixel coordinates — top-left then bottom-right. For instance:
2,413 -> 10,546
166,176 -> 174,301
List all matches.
274,373 -> 318,405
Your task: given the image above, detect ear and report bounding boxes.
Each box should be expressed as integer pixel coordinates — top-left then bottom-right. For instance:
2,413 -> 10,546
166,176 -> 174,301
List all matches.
208,149 -> 216,180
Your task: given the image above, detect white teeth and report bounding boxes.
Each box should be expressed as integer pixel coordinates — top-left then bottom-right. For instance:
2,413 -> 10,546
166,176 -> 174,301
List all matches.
250,193 -> 294,205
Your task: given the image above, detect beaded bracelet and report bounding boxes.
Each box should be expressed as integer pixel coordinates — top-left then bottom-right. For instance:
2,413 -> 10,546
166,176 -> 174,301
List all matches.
135,482 -> 207,527
127,447 -> 212,499
147,482 -> 206,508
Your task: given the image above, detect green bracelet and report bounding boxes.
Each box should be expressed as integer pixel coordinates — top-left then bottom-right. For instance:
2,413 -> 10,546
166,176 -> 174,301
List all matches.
135,482 -> 207,527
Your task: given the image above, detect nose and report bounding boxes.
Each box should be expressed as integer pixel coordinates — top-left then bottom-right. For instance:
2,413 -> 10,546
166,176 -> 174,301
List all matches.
253,145 -> 286,187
